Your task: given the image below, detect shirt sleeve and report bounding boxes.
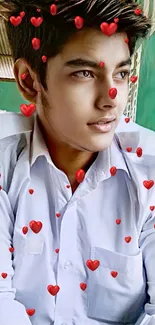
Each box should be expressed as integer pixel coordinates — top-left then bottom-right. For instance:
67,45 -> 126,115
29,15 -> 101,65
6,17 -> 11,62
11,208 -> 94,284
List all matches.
134,210 -> 155,325
0,189 -> 32,325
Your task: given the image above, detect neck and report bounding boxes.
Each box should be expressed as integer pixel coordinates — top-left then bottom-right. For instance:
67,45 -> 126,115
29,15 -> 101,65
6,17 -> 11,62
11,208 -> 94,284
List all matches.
37,117 -> 98,186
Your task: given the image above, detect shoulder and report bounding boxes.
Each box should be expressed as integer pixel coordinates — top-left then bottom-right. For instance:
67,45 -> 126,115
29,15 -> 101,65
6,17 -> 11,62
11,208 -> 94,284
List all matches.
115,115 -> 155,218
0,112 -> 34,191
116,114 -> 155,160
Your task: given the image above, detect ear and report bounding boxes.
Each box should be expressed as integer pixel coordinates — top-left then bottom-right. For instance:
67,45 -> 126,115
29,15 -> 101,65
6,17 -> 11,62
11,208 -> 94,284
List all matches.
13,58 -> 41,103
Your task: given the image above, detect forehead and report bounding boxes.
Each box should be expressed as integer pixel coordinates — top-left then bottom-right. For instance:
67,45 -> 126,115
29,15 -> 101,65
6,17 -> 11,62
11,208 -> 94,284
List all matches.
59,27 -> 130,66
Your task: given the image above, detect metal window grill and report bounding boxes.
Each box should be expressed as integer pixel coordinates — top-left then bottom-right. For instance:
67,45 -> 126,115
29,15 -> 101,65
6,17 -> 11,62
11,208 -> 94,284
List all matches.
124,45 -> 143,122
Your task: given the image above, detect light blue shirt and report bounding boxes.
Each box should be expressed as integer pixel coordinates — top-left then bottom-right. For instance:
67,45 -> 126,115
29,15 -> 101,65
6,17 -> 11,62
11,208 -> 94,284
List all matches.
0,112 -> 155,325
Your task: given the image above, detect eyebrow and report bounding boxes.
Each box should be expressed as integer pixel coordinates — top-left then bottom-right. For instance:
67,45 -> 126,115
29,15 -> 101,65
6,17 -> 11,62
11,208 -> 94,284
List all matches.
64,58 -> 132,69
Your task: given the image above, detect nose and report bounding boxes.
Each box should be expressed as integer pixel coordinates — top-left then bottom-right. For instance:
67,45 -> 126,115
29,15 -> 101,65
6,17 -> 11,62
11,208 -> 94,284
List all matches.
95,77 -> 119,110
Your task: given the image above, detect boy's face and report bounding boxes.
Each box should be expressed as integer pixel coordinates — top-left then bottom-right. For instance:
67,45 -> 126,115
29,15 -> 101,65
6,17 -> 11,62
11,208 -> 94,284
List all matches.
37,27 -> 130,153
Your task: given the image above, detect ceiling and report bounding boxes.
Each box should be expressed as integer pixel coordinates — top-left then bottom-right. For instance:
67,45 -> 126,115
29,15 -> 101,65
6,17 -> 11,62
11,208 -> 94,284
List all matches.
0,3 -> 14,80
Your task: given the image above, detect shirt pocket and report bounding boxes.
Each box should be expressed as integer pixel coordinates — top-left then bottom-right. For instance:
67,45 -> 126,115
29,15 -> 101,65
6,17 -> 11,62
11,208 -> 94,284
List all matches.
87,246 -> 146,324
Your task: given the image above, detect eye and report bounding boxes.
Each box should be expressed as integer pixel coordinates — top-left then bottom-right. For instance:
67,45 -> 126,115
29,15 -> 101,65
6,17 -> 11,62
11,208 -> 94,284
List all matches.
116,71 -> 130,79
72,70 -> 94,78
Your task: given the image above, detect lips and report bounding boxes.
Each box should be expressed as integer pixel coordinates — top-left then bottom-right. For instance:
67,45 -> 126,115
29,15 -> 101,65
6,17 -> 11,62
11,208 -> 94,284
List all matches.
88,117 -> 116,125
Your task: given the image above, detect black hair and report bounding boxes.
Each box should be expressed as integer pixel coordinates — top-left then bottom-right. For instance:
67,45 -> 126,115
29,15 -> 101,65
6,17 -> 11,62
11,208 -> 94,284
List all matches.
2,0 -> 152,89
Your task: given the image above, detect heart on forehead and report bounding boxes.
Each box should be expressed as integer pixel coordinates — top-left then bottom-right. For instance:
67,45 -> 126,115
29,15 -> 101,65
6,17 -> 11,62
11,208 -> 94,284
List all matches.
100,22 -> 118,36
10,16 -> 22,26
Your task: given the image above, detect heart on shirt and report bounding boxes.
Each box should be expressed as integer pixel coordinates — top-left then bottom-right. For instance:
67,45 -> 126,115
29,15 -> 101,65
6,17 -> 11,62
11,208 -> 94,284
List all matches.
29,220 -> 42,234
143,180 -> 154,190
116,219 -> 121,225
126,147 -> 132,152
22,226 -> 28,235
110,166 -> 117,176
29,189 -> 34,195
1,273 -> 8,279
125,117 -> 130,123
47,285 -> 60,296
26,309 -> 35,316
80,283 -> 87,291
9,247 -> 15,253
150,206 -> 155,211
86,259 -> 100,271
125,236 -> 132,243
111,271 -> 118,278
136,147 -> 143,157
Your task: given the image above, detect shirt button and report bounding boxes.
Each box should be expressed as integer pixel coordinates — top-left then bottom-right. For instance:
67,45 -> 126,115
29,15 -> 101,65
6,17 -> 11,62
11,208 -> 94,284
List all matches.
64,261 -> 72,269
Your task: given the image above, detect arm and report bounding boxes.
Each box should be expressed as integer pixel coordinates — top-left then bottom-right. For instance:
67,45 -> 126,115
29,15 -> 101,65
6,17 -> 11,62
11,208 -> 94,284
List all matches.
134,210 -> 155,325
0,188 -> 32,325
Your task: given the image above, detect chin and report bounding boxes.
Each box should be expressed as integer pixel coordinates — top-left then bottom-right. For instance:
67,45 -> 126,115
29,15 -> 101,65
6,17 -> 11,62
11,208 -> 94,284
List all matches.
86,133 -> 115,152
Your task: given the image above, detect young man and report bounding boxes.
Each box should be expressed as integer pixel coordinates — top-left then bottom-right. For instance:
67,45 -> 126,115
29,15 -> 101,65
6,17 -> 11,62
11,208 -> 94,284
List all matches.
0,0 -> 155,324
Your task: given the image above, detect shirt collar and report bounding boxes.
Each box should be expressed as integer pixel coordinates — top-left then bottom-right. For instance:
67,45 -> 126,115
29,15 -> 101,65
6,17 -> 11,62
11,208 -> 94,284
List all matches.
30,114 -> 55,167
30,114 -> 131,180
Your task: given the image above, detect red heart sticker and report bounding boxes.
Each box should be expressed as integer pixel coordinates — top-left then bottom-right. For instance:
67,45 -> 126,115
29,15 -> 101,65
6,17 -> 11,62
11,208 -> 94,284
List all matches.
150,206 -> 155,211
26,309 -> 35,316
32,38 -> 40,50
126,147 -> 132,152
143,180 -> 154,190
114,18 -> 119,23
10,16 -> 22,26
21,73 -> 27,80
125,117 -> 130,123
136,147 -> 143,157
66,185 -> 71,189
125,38 -> 129,44
47,285 -> 60,296
50,4 -> 57,15
30,17 -> 43,27
109,88 -> 117,99
9,247 -> 15,253
100,22 -> 118,36
42,55 -> 47,63
130,76 -> 138,83
56,213 -> 61,218
75,169 -> 85,183
29,189 -> 34,195
29,220 -> 42,234
55,248 -> 59,253
116,219 -> 121,225
20,104 -> 36,117
37,9 -> 41,13
125,236 -> 132,243
22,226 -> 28,235
134,8 -> 142,15
86,260 -> 100,271
20,11 -> 25,18
0,186 -> 2,191
99,61 -> 105,68
74,16 -> 84,29
110,166 -> 117,176
80,283 -> 87,291
1,273 -> 8,279
111,271 -> 118,278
